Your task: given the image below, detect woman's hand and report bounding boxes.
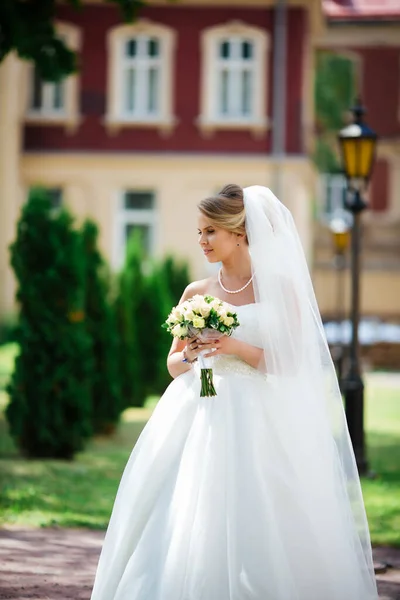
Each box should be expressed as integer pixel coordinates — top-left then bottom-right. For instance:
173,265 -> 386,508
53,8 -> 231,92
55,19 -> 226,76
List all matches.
202,335 -> 239,358
184,337 -> 221,362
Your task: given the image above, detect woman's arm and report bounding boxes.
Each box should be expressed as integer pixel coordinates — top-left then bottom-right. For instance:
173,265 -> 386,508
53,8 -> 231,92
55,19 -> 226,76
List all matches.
166,279 -> 217,379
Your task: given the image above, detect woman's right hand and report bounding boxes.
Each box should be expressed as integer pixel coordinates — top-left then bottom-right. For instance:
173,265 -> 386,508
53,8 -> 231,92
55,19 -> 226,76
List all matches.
184,337 -> 219,363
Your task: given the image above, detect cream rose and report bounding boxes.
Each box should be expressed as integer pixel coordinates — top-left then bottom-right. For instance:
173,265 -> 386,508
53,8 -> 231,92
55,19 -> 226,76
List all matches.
172,323 -> 188,338
224,316 -> 234,327
192,316 -> 205,329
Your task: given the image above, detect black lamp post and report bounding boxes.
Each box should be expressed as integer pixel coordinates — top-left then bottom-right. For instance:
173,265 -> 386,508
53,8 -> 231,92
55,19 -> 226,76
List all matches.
337,99 -> 378,475
329,211 -> 351,387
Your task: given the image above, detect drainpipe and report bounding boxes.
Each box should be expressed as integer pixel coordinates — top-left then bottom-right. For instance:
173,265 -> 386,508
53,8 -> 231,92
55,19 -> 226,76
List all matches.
271,0 -> 287,198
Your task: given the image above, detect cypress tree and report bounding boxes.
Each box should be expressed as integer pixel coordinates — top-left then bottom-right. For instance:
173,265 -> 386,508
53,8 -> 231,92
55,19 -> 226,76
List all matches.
6,188 -> 93,459
162,255 -> 191,305
115,230 -> 147,408
81,219 -> 122,434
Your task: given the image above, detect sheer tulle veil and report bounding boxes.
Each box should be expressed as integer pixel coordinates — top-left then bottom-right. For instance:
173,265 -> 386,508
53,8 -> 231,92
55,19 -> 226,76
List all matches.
243,185 -> 377,597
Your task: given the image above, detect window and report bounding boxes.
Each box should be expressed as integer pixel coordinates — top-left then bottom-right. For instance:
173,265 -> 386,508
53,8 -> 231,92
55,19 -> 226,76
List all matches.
319,174 -> 347,218
122,36 -> 160,119
106,22 -> 177,134
114,191 -> 156,269
27,187 -> 63,210
217,39 -> 255,119
29,67 -> 66,116
46,187 -> 63,209
25,22 -> 81,133
198,21 -> 270,136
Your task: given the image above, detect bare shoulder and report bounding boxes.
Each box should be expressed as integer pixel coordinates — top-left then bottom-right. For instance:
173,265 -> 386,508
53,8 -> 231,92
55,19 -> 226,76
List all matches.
179,278 -> 213,303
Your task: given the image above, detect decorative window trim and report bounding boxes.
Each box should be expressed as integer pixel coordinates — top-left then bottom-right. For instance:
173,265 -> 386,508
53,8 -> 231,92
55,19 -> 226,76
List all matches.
197,20 -> 270,138
25,21 -> 82,134
113,190 -> 158,270
105,20 -> 177,136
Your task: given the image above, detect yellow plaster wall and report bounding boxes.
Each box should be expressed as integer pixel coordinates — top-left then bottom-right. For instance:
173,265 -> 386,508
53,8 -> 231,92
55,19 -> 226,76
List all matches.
0,55 -> 25,319
0,152 -> 315,317
314,268 -> 400,318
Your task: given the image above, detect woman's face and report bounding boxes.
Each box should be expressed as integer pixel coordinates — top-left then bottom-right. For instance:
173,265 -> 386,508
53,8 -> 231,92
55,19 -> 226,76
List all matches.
197,212 -> 239,263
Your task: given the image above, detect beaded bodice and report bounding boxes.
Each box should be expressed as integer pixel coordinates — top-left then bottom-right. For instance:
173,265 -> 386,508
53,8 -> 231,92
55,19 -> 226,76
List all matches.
210,303 -> 265,378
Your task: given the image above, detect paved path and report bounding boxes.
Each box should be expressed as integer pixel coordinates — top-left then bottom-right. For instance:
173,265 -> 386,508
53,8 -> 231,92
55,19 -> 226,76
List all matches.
0,528 -> 399,599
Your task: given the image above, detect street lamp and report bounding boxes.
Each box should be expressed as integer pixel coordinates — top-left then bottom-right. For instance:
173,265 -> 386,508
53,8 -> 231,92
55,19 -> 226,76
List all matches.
337,99 -> 378,475
329,210 -> 351,387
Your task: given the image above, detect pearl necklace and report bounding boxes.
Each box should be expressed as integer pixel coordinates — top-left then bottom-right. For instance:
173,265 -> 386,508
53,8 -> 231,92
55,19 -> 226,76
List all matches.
218,268 -> 254,295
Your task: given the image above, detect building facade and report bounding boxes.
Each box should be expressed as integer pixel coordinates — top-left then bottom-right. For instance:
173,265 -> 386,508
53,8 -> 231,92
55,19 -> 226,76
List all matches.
0,0 -> 399,319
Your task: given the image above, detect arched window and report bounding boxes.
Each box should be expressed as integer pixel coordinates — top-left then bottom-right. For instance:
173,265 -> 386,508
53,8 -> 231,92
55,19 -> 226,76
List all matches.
25,22 -> 81,133
217,38 -> 255,119
198,21 -> 270,137
106,21 -> 176,134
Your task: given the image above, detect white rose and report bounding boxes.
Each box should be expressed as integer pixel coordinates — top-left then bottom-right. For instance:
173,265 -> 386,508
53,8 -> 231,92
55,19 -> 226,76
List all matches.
184,308 -> 195,321
192,316 -> 205,329
198,303 -> 211,318
217,308 -> 229,320
224,316 -> 234,327
210,299 -> 222,311
172,323 -> 188,338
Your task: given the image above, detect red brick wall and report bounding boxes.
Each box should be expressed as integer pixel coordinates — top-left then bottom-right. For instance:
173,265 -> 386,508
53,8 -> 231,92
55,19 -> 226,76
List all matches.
23,4 -> 307,155
370,158 -> 389,212
360,47 -> 400,138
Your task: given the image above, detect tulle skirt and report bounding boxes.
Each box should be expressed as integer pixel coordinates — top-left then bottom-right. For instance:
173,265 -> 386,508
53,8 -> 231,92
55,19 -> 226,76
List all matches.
90,361 -> 378,600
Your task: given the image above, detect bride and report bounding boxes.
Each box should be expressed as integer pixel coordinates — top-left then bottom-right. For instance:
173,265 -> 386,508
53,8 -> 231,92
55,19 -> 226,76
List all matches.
90,184 -> 378,600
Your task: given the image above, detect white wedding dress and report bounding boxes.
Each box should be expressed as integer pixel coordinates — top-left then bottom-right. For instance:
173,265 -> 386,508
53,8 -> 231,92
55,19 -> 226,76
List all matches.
90,303 -> 377,600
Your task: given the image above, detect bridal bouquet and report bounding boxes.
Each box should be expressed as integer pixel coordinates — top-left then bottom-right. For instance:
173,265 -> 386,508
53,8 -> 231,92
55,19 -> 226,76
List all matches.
163,295 -> 240,397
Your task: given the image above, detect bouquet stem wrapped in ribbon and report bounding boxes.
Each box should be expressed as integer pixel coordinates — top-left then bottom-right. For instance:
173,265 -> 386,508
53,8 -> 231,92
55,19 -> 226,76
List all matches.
163,295 -> 240,397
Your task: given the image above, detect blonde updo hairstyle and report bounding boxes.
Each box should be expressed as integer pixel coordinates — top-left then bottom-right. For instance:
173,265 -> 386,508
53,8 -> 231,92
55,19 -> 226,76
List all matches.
198,184 -> 247,244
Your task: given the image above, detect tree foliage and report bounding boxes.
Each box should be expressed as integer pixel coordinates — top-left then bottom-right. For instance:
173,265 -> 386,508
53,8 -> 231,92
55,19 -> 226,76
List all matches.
314,51 -> 357,173
114,229 -> 147,408
115,233 -> 191,407
6,188 -> 93,459
81,219 -> 123,433
0,0 -> 146,81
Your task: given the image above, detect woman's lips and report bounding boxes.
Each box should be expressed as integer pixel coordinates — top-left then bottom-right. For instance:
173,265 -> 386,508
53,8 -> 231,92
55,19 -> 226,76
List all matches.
203,249 -> 213,255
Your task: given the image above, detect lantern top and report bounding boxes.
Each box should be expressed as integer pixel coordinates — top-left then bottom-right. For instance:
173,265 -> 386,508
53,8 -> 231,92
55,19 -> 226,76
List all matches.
338,100 -> 377,142
337,98 -> 378,197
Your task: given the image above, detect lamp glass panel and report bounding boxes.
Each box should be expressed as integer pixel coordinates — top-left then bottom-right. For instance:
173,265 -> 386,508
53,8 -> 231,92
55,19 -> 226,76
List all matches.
341,139 -> 358,178
359,138 -> 375,179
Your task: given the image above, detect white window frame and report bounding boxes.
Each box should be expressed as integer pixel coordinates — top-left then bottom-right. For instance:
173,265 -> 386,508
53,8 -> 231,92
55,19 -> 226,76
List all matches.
113,190 -> 157,270
318,173 -> 348,220
25,22 -> 81,133
106,21 -> 177,136
197,21 -> 270,138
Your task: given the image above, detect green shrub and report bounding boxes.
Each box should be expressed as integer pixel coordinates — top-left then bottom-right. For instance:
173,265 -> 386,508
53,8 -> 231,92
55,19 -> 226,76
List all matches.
81,220 -> 122,433
115,230 -> 147,407
6,188 -> 93,459
114,236 -> 191,405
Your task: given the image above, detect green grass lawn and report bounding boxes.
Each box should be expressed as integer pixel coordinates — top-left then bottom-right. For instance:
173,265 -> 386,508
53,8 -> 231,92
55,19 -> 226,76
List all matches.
0,342 -> 399,545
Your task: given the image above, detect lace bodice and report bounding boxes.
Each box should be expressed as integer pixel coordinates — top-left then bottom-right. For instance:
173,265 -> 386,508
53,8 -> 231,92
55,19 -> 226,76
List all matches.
208,303 -> 265,378
230,303 -> 262,346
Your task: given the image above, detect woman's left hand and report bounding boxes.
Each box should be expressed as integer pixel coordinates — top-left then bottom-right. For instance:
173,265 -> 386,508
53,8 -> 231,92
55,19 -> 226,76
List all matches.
202,335 -> 239,358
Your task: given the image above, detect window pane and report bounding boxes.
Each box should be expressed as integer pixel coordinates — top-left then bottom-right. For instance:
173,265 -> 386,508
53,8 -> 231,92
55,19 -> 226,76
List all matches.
48,188 -> 63,209
241,70 -> 252,115
125,224 -> 151,255
53,82 -> 64,110
126,39 -> 137,57
148,38 -> 159,57
126,68 -> 136,113
242,41 -> 253,60
219,41 -> 230,59
124,192 -> 154,210
148,68 -> 158,113
32,67 -> 43,110
220,70 -> 229,114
